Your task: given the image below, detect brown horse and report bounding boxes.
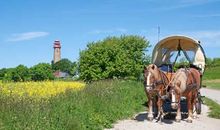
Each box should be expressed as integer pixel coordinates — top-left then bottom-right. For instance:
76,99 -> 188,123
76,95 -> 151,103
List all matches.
170,67 -> 201,123
143,64 -> 169,121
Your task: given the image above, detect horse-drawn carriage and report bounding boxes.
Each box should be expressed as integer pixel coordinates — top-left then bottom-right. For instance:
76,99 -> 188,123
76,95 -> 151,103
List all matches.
144,35 -> 206,123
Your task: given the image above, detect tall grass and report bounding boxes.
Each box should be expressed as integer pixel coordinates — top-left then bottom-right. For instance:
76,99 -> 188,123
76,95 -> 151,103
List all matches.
0,80 -> 146,130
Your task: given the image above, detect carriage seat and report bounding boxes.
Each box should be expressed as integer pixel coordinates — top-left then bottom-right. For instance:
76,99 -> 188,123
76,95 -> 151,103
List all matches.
159,64 -> 173,72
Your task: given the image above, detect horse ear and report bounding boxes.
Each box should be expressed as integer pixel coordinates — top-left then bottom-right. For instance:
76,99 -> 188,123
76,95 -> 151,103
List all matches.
144,65 -> 147,70
152,64 -> 155,70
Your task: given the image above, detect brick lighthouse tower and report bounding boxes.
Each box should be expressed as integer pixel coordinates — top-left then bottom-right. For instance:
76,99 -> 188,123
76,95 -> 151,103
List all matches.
53,40 -> 61,63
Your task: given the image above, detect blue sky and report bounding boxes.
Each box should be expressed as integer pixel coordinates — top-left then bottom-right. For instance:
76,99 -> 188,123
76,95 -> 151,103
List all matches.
0,0 -> 220,68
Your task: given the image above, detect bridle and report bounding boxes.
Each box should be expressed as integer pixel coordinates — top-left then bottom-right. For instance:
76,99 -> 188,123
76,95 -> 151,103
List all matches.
143,69 -> 166,92
144,68 -> 170,100
170,88 -> 180,104
143,79 -> 163,91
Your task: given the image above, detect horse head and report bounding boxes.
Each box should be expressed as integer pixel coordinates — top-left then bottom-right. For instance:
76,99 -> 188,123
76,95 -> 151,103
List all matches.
143,64 -> 160,92
170,82 -> 181,109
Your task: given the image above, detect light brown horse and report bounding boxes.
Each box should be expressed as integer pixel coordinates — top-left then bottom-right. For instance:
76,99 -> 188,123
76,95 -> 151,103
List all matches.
170,67 -> 201,123
143,64 -> 169,121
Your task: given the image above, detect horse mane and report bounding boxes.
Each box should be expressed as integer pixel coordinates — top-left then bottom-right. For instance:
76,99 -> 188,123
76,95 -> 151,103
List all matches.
172,68 -> 187,86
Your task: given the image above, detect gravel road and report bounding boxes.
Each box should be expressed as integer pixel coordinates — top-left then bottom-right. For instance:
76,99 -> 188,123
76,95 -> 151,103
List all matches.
106,88 -> 220,130
201,88 -> 220,104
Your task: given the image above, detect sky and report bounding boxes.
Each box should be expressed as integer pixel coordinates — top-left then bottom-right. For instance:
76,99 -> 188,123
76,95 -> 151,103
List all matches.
0,0 -> 220,68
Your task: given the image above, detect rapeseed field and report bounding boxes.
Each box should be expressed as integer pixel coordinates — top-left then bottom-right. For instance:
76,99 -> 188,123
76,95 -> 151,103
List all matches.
0,81 -> 85,99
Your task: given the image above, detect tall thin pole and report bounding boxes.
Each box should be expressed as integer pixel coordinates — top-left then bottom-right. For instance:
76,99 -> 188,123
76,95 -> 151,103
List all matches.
158,26 -> 160,42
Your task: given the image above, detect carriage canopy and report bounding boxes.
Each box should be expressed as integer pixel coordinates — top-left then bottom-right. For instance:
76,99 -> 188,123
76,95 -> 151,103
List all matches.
152,35 -> 206,74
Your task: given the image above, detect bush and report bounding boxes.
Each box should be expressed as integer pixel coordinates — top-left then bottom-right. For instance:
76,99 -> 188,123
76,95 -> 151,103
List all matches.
11,65 -> 31,82
79,35 -> 150,81
30,63 -> 54,81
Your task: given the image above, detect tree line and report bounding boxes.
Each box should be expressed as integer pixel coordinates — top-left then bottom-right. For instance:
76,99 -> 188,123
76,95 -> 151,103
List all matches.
0,59 -> 77,82
1,35 -> 151,82
206,58 -> 220,68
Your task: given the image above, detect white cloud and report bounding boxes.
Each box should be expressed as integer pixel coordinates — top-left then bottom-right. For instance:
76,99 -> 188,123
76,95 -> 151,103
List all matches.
7,31 -> 49,42
89,28 -> 127,35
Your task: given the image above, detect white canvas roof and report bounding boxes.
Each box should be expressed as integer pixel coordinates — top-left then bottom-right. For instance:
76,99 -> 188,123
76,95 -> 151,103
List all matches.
152,35 -> 206,73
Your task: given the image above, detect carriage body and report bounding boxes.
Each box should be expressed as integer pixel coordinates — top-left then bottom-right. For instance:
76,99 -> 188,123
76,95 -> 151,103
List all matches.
151,35 -> 206,113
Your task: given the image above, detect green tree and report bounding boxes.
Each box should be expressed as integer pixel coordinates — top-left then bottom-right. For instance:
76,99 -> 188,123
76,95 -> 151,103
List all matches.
79,35 -> 150,81
2,68 -> 14,82
30,63 -> 54,81
0,68 -> 7,80
70,61 -> 78,76
11,65 -> 31,82
52,58 -> 77,76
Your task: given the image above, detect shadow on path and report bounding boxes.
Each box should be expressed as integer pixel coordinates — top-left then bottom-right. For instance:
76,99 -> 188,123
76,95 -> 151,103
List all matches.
134,112 -> 188,124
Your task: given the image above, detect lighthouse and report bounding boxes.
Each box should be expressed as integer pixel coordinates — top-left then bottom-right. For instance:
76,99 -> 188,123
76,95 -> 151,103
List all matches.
53,40 -> 61,63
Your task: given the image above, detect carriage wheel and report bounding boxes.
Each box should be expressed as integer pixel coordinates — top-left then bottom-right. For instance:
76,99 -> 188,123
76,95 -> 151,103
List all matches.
196,100 -> 201,114
195,92 -> 202,114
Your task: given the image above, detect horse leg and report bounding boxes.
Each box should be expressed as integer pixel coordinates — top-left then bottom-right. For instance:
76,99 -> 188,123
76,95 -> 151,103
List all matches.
186,94 -> 193,123
175,102 -> 181,122
148,97 -> 154,121
192,92 -> 198,119
156,94 -> 164,122
175,94 -> 181,122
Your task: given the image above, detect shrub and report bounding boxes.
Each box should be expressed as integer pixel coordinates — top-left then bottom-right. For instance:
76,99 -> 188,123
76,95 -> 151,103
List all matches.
79,35 -> 150,81
30,63 -> 54,81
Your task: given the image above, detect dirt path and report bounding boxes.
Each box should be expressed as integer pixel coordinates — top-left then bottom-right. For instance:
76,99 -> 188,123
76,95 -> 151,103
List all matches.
106,88 -> 220,130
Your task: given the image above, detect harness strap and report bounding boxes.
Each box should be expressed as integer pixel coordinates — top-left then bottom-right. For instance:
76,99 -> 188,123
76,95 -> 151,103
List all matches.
144,68 -> 171,100
186,69 -> 198,89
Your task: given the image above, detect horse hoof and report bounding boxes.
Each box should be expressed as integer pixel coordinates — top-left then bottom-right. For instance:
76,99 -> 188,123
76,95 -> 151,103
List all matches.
176,119 -> 181,122
186,119 -> 192,123
148,117 -> 153,121
193,116 -> 197,119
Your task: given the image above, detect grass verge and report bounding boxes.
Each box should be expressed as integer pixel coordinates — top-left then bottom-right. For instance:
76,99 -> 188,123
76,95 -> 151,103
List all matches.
203,97 -> 220,119
202,79 -> 220,90
203,66 -> 220,80
0,80 -> 146,130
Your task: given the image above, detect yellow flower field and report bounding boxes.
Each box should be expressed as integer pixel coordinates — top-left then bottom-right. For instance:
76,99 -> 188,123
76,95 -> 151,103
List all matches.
0,81 -> 85,99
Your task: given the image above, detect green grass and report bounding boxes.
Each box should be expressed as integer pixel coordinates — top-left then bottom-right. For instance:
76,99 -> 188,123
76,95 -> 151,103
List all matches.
0,80 -> 146,130
202,66 -> 220,89
202,80 -> 220,90
203,97 -> 220,119
203,66 -> 220,80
